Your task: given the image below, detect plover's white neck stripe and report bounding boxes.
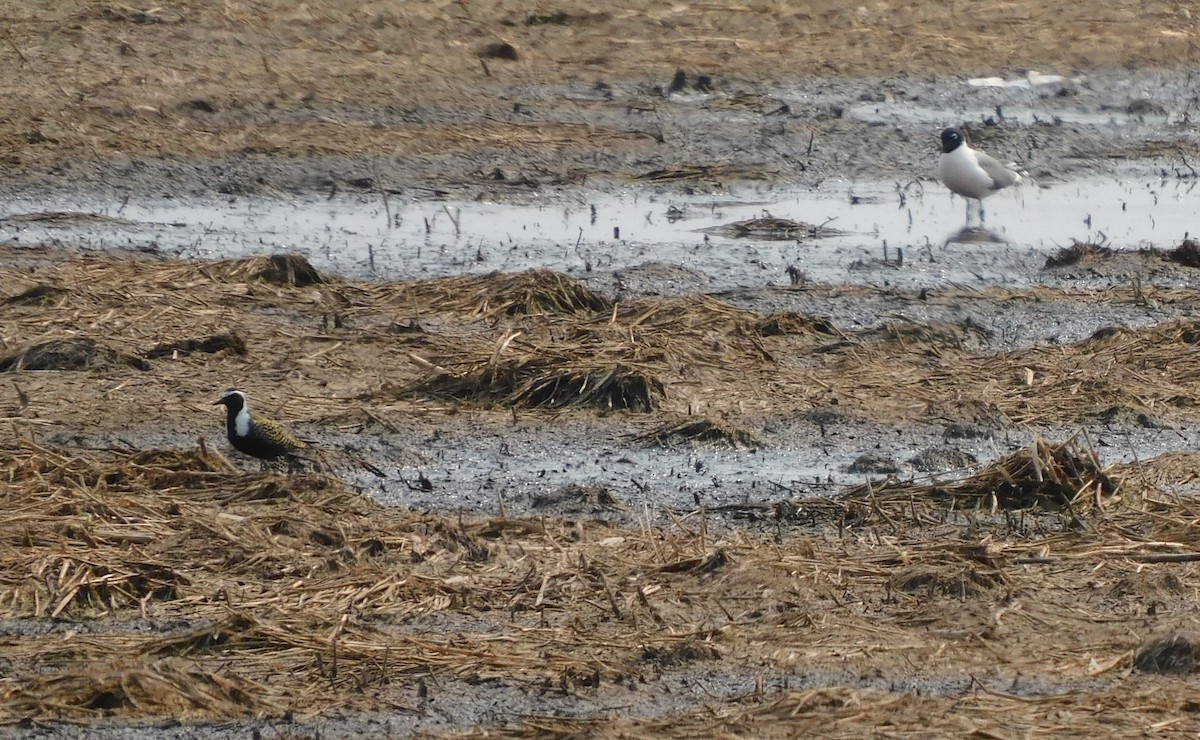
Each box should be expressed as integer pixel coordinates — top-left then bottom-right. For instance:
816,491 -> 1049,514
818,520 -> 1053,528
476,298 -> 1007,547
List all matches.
234,406 -> 251,437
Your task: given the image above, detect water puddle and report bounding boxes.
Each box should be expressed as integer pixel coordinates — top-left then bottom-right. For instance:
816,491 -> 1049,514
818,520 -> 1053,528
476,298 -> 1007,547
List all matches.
1,174 -> 1195,290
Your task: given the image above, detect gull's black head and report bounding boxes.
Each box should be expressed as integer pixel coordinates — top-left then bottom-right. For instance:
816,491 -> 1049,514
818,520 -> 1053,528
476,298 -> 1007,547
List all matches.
940,127 -> 965,154
214,389 -> 247,412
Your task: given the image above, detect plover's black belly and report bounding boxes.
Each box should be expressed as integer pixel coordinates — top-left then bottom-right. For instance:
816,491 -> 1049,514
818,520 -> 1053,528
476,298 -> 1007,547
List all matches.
225,415 -> 304,460
229,427 -> 293,458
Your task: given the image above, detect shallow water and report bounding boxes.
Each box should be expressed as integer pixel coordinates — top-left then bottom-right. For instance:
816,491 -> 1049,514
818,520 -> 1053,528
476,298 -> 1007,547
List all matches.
2,173 -> 1195,291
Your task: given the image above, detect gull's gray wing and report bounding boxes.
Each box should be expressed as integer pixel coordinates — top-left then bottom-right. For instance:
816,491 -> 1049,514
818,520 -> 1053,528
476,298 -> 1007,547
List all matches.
974,150 -> 1021,190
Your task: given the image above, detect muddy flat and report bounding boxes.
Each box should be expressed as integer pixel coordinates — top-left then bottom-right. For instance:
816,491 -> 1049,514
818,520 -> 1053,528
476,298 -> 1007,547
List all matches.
4,1 -> 1200,738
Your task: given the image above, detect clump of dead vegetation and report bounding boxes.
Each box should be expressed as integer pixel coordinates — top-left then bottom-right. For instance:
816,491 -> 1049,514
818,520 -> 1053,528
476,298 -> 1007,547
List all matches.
702,215 -> 840,241
637,417 -> 761,448
1045,237 -> 1200,271
144,332 -> 247,359
210,253 -> 324,286
635,164 -> 774,183
861,317 -> 993,354
840,434 -> 1114,511
1044,239 -> 1114,268
1135,633 -> 1200,674
755,312 -> 837,337
388,269 -> 613,319
1,283 -> 67,306
402,293 -> 833,412
415,355 -> 666,411
530,483 -> 626,514
1163,238 -> 1200,268
0,337 -> 150,372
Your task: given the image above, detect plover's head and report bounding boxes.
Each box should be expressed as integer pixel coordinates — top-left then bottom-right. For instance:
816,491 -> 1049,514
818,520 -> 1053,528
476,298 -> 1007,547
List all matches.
940,127 -> 965,154
214,389 -> 247,412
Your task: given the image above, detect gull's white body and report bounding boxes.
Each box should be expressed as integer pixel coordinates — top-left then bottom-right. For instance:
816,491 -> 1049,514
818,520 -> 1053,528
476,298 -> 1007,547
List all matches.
936,128 -> 1022,201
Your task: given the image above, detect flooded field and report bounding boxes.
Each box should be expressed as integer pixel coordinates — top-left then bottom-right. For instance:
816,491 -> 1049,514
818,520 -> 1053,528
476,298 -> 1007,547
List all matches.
5,0 -> 1200,737
5,173 -> 1199,291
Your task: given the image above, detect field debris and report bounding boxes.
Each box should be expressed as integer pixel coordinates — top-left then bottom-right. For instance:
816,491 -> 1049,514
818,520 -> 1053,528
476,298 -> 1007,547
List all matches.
530,483 -> 627,513
702,215 -> 840,241
862,317 -> 993,353
840,434 -> 1114,511
145,332 -> 248,358
1044,239 -> 1114,268
392,269 -> 613,319
1,283 -> 67,306
10,255 -> 1200,427
2,437 -> 1200,731
1163,238 -> 1200,268
222,254 -> 324,286
412,357 -> 666,410
1134,634 -> 1200,674
0,337 -> 151,372
1046,237 -> 1200,271
637,417 -> 761,448
5,252 -> 1200,734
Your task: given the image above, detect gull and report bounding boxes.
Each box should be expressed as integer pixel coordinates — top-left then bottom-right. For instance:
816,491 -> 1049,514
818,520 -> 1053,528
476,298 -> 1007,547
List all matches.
936,127 -> 1023,223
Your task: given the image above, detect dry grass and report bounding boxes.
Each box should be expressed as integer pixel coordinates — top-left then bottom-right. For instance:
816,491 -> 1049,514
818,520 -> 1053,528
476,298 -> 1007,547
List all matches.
1,440 -> 658,720
6,253 -> 1200,732
388,269 -> 614,319
812,315 -> 1200,426
4,438 -> 1200,731
400,293 -> 808,411
840,433 -> 1114,511
5,250 -> 1200,437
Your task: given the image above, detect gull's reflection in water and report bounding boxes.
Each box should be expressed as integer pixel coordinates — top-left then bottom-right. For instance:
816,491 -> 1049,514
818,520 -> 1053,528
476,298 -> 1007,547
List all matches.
943,225 -> 1007,246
